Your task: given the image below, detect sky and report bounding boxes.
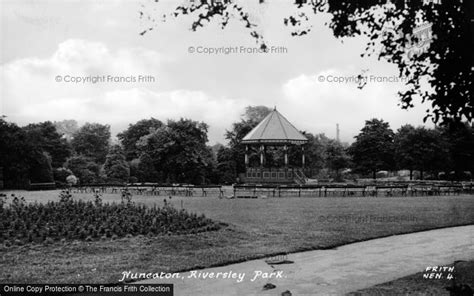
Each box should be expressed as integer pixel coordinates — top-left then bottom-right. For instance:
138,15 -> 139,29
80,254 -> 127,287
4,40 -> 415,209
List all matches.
0,0 -> 433,145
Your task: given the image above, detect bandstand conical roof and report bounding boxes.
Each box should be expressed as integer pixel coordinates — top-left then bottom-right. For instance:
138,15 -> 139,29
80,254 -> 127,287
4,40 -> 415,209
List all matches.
242,108 -> 308,145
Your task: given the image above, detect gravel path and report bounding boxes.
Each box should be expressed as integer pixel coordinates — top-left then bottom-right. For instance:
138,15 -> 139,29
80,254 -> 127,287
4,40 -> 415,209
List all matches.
139,225 -> 474,295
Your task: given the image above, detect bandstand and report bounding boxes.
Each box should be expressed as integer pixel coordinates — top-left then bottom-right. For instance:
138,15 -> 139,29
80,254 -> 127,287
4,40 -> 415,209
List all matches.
240,108 -> 308,184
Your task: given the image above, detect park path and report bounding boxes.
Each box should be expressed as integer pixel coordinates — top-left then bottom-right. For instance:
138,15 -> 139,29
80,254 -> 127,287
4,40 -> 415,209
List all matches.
139,225 -> 474,296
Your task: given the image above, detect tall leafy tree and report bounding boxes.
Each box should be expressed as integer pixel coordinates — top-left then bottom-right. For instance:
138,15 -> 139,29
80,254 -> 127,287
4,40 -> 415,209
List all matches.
104,145 -> 130,182
23,121 -> 71,168
53,120 -> 79,142
225,106 -> 272,147
117,118 -> 163,160
302,133 -> 329,172
28,152 -> 54,183
137,118 -> 212,184
394,125 -> 450,179
136,153 -> 161,182
440,122 -> 474,179
66,155 -> 101,185
349,119 -> 395,179
0,119 -> 33,188
216,145 -> 238,184
0,118 -> 59,186
71,123 -> 111,164
224,105 -> 272,174
325,139 -> 350,178
284,132 -> 328,177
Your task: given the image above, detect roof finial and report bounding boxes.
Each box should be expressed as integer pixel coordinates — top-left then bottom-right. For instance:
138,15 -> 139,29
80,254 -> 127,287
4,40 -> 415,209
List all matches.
273,105 -> 277,111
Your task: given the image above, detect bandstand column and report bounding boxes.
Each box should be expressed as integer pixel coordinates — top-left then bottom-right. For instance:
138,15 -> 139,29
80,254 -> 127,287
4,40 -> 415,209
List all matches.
244,145 -> 249,167
301,146 -> 305,168
260,145 -> 265,166
284,145 -> 288,167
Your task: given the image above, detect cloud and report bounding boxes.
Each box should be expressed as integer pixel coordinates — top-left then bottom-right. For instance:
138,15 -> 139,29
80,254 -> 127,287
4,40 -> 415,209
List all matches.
2,39 -> 164,112
1,38 -> 433,145
2,38 -> 160,115
1,39 -> 247,143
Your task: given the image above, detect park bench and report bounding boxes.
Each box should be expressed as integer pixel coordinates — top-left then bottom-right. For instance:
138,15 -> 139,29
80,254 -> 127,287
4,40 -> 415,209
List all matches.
28,182 -> 56,191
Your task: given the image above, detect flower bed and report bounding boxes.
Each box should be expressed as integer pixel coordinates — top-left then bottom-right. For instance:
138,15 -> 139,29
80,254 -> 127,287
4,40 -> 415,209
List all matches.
0,192 -> 222,245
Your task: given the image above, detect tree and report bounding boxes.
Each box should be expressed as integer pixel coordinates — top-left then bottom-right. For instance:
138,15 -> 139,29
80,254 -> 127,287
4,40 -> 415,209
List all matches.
225,105 -> 272,148
440,122 -> 474,180
23,121 -> 71,168
66,155 -> 101,184
0,119 -> 34,188
71,123 -> 111,164
53,120 -> 79,142
1,119 -> 68,187
148,1 -> 474,124
216,145 -> 237,184
137,118 -> 213,184
135,153 -> 160,182
117,118 -> 163,160
394,125 -> 450,180
104,145 -> 130,182
28,152 -> 54,183
242,105 -> 272,124
296,133 -> 329,175
325,140 -> 350,179
349,119 -> 395,179
224,106 -> 272,175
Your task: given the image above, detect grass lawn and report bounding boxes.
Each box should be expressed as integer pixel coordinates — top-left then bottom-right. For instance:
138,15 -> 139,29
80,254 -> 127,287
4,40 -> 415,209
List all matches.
1,190 -> 474,284
348,260 -> 474,295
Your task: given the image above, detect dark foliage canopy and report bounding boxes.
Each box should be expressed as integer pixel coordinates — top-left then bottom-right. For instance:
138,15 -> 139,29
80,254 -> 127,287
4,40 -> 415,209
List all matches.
71,123 -> 111,164
117,118 -> 164,161
349,119 -> 395,177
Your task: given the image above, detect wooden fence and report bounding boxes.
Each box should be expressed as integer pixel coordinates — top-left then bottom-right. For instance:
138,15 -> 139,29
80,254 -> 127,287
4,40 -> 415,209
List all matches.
70,184 -> 227,197
67,182 -> 474,198
233,183 -> 474,198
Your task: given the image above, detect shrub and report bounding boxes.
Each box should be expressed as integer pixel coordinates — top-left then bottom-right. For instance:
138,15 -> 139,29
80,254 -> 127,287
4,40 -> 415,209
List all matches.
58,189 -> 73,203
93,190 -> 102,206
53,168 -> 73,184
0,193 -> 7,208
0,193 -> 223,245
120,188 -> 132,205
66,175 -> 78,186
